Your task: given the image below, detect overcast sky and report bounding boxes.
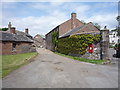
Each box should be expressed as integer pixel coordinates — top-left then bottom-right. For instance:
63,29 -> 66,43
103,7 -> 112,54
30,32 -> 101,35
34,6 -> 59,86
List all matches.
1,1 -> 118,36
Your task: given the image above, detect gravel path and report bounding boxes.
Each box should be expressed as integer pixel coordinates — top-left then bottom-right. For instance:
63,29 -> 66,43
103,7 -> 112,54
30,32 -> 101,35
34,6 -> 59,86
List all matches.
2,48 -> 118,88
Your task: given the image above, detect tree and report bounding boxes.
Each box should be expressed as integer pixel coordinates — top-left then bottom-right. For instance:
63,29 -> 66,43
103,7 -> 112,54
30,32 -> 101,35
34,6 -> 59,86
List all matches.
116,16 -> 120,21
93,23 -> 101,30
0,28 -> 8,31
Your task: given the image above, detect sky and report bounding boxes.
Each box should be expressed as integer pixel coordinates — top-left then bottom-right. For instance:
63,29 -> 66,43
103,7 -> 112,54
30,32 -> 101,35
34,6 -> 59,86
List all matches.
1,1 -> 118,36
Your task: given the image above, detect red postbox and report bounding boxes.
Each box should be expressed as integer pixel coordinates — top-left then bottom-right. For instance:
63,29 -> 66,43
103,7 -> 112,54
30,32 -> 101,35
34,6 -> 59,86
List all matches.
88,44 -> 93,53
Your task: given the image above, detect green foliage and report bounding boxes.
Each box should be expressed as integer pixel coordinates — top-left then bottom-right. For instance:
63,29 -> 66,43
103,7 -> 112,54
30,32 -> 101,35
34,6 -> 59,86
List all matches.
116,16 -> 120,21
2,52 -> 38,78
57,34 -> 101,55
0,28 -> 8,31
93,34 -> 101,43
114,44 -> 118,50
51,31 -> 59,50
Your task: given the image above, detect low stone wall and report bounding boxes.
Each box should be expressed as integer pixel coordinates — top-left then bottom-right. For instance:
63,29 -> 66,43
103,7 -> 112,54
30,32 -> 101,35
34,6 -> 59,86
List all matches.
81,43 -> 101,60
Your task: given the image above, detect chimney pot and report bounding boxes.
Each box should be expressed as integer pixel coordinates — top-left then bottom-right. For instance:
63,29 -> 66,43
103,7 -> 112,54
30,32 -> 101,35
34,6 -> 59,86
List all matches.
8,22 -> 12,31
25,28 -> 29,34
10,27 -> 16,34
71,13 -> 76,19
104,26 -> 107,29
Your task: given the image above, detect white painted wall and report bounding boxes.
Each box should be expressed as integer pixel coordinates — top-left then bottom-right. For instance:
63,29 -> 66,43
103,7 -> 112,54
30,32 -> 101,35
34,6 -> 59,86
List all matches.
109,31 -> 119,46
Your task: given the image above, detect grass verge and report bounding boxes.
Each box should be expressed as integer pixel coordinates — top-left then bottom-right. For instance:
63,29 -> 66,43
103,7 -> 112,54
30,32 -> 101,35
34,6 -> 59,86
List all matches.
1,52 -> 38,78
55,52 -> 108,64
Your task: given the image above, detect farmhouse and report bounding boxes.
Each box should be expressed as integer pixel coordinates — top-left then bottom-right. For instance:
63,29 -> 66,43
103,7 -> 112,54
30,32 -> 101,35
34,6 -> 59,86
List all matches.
0,22 -> 35,55
46,13 -> 110,60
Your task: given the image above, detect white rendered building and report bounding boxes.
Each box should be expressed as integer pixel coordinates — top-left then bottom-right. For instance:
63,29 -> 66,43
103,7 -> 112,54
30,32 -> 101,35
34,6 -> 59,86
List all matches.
109,30 -> 119,46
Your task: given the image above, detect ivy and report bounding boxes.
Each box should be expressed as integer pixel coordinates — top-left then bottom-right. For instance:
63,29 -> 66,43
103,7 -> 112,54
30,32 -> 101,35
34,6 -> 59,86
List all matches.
51,31 -> 59,51
57,34 -> 101,55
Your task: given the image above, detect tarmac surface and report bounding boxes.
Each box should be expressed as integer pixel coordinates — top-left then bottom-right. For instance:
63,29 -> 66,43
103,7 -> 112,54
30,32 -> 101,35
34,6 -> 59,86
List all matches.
2,48 -> 118,88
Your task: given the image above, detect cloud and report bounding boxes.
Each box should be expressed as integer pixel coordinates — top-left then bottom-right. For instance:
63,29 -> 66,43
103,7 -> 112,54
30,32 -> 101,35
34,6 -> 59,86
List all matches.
1,0 -> 119,2
2,2 -> 118,37
75,4 -> 90,15
84,13 -> 118,30
30,3 -> 48,10
6,10 -> 68,36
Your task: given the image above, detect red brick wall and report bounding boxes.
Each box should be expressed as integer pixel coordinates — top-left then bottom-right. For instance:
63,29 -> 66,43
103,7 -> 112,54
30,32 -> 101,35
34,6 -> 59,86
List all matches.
72,22 -> 100,35
1,42 -> 32,55
59,19 -> 84,36
2,42 -> 12,55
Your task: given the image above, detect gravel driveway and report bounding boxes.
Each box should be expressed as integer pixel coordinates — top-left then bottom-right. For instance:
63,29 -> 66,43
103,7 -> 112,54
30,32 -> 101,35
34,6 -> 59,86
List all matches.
2,48 -> 118,88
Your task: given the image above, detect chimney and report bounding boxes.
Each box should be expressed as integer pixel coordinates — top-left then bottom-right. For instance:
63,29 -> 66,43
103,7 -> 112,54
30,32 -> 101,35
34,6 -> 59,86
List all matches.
10,27 -> 16,34
25,28 -> 29,34
71,13 -> 76,19
104,26 -> 107,29
71,13 -> 76,29
8,22 -> 12,31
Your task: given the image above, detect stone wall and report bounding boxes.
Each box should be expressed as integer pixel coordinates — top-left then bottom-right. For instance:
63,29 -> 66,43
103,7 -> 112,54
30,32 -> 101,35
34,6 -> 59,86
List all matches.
100,27 -> 109,60
81,43 -> 101,60
46,26 -> 59,51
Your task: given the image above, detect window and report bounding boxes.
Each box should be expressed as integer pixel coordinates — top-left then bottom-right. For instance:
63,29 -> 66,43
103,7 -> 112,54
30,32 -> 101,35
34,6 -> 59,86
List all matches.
12,43 -> 16,51
113,35 -> 115,38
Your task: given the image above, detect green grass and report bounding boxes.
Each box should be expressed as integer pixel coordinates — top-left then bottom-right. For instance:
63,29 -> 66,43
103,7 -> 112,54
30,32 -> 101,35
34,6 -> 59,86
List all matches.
55,52 -> 107,64
1,52 -> 38,78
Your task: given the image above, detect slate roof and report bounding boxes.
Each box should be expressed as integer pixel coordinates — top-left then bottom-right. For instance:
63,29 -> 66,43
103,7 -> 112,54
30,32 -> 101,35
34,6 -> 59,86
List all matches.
0,31 -> 33,42
59,23 -> 100,38
16,30 -> 32,37
59,25 -> 85,38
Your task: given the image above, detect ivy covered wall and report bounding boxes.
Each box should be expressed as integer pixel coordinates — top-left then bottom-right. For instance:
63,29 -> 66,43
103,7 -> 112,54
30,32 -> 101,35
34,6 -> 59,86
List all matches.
56,34 -> 101,56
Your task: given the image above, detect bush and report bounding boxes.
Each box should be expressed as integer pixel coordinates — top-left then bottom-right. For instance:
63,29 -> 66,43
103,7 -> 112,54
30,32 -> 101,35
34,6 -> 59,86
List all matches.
57,34 -> 101,55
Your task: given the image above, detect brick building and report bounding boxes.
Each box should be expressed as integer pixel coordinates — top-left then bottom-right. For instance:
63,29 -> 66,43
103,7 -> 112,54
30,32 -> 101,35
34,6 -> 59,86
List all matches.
46,13 -> 100,51
0,22 -> 35,55
45,13 -> 111,60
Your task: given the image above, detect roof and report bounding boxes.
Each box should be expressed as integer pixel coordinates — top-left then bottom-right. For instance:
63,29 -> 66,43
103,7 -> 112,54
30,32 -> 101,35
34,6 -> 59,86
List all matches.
34,34 -> 45,38
16,30 -> 32,37
59,22 -> 100,38
0,31 -> 33,42
46,25 -> 59,36
6,29 -> 32,37
59,25 -> 85,38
